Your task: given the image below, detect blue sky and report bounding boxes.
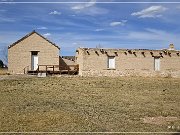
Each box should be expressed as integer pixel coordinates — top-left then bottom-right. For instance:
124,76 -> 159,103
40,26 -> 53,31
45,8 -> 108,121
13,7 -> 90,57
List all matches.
0,0 -> 180,62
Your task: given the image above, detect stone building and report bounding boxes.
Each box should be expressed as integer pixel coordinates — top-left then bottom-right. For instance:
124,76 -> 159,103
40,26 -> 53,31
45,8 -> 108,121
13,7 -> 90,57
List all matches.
8,30 -> 180,77
8,31 -> 60,74
76,44 -> 180,77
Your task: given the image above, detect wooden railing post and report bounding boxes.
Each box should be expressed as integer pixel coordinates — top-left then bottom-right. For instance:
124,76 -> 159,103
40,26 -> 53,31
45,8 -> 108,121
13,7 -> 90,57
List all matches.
59,65 -> 61,75
68,68 -> 69,75
37,65 -> 39,72
53,65 -> 54,74
46,66 -> 47,74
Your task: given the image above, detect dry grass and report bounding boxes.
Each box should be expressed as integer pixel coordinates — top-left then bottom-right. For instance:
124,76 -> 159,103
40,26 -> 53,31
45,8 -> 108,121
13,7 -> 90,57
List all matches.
0,76 -> 180,133
0,68 -> 8,75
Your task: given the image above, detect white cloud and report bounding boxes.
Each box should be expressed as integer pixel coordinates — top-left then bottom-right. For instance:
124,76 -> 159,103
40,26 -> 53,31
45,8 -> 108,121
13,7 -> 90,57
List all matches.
70,0 -> 108,16
71,0 -> 96,10
1,0 -> 13,1
84,6 -> 108,15
95,29 -> 104,32
131,6 -> 168,18
125,28 -> 179,45
49,11 -> 61,15
43,33 -> 51,37
37,27 -> 48,30
0,10 -> 6,12
110,20 -> 127,27
176,6 -> 180,9
70,14 -> 76,17
0,17 -> 15,22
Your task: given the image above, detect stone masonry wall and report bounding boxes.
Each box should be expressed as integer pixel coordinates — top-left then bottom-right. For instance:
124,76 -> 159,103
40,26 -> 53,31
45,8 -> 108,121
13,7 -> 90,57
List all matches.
8,33 -> 59,74
76,48 -> 180,77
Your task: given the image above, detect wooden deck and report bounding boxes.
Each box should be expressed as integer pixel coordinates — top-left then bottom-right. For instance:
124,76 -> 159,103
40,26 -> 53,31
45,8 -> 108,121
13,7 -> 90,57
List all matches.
26,65 -> 79,75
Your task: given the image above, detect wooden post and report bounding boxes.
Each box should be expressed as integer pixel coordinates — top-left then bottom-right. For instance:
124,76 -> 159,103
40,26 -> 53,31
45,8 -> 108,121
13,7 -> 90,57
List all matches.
37,66 -> 39,72
46,66 -> 47,74
53,65 -> 54,74
60,67 -> 61,74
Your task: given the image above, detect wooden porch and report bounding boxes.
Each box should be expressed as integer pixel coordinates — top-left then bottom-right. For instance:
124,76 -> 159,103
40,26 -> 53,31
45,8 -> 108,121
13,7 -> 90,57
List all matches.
25,64 -> 79,75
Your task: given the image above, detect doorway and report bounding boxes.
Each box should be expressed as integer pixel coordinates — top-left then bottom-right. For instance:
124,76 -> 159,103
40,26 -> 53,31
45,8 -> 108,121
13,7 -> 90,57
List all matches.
31,51 -> 38,70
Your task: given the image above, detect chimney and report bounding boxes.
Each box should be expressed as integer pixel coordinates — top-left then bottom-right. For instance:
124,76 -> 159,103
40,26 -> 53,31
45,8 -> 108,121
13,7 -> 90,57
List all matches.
168,44 -> 175,50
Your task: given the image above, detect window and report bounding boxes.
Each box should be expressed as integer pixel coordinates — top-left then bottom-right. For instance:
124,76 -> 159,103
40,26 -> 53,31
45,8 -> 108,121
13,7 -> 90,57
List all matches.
108,56 -> 115,69
154,57 -> 160,71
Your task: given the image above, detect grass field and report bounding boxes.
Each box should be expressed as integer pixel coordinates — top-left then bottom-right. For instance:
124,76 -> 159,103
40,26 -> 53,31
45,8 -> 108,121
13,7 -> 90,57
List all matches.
0,75 -> 180,133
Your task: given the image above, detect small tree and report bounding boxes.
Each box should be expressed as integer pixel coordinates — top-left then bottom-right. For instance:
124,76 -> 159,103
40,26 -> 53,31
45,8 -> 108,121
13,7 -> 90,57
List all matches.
0,60 -> 4,68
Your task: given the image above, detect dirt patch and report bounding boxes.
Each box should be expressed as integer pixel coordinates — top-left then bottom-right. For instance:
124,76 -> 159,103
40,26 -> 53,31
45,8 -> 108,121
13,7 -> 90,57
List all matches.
142,116 -> 179,125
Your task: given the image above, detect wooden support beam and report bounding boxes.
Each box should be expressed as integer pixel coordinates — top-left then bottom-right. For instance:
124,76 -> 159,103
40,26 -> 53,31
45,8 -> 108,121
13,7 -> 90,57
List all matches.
86,51 -> 90,55
133,52 -> 137,57
141,52 -> 145,57
168,52 -> 171,57
100,49 -> 104,54
95,51 -> 99,56
163,50 -> 167,55
104,51 -> 108,56
114,51 -> 118,56
128,50 -> 132,54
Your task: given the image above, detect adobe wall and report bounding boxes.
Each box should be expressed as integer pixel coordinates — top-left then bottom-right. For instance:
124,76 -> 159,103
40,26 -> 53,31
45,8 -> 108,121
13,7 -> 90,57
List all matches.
59,57 -> 76,70
76,48 -> 180,78
8,33 -> 59,74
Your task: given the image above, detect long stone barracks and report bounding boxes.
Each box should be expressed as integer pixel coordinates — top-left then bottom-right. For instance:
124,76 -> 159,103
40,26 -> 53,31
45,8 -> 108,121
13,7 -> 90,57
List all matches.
75,44 -> 180,77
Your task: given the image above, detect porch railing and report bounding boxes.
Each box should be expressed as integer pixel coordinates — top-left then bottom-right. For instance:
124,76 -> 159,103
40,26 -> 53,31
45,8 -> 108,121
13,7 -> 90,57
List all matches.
23,66 -> 30,74
37,64 -> 79,75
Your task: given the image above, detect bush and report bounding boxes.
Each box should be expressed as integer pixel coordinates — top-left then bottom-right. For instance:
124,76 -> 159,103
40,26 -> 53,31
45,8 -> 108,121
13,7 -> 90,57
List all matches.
0,60 -> 4,68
